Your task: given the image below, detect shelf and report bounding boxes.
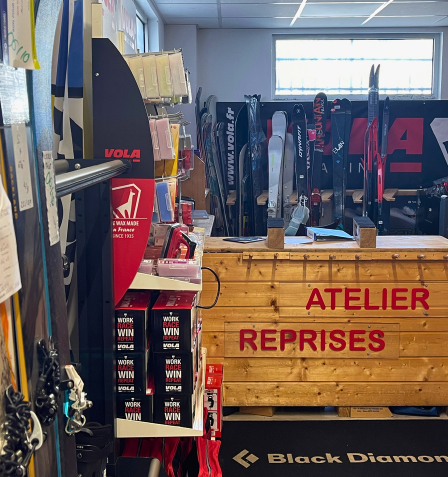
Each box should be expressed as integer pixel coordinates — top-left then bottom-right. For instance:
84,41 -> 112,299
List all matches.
116,412 -> 203,438
129,272 -> 202,291
116,348 -> 207,438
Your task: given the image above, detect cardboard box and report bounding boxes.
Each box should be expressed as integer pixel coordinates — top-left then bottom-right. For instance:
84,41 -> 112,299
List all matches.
116,352 -> 148,394
349,407 -> 393,418
152,291 -> 197,352
115,291 -> 152,353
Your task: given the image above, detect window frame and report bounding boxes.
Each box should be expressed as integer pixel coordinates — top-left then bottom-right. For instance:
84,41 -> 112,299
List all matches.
271,33 -> 442,101
136,10 -> 148,53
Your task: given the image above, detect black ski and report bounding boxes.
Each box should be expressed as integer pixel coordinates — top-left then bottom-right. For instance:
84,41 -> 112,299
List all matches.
235,104 -> 248,236
377,97 -> 390,234
311,92 -> 328,226
292,104 -> 307,208
246,95 -> 267,236
331,99 -> 349,227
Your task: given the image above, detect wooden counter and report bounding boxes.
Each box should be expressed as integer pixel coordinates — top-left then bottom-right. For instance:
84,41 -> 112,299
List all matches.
201,236 -> 448,407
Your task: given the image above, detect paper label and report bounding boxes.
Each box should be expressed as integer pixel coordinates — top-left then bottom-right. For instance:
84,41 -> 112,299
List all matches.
7,0 -> 39,69
0,182 -> 22,302
42,151 -> 59,246
12,123 -> 33,211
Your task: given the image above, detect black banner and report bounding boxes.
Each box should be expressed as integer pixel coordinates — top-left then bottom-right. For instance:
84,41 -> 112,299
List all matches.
217,100 -> 448,192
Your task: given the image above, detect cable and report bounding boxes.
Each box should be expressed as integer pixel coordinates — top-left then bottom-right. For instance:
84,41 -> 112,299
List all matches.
197,267 -> 220,309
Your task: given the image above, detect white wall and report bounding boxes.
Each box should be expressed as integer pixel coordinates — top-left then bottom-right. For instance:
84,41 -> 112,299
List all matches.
197,27 -> 448,102
165,25 -> 198,145
135,0 -> 165,50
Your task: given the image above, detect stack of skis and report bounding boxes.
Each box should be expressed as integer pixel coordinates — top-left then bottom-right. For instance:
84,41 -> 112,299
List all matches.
195,64 -> 391,237
196,89 -> 232,236
268,92 -> 352,234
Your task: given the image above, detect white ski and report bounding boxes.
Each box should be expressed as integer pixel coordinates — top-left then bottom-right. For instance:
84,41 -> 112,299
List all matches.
271,111 -> 287,220
282,132 -> 294,226
268,135 -> 284,218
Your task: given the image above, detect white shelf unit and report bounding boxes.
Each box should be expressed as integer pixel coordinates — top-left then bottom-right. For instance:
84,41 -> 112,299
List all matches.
129,272 -> 202,292
116,348 -> 207,438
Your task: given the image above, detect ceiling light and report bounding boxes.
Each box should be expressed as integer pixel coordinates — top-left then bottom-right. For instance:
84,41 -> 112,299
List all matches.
362,0 -> 394,25
290,0 -> 308,26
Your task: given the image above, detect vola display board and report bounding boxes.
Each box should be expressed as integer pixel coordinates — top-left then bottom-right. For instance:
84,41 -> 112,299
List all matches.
217,100 -> 448,192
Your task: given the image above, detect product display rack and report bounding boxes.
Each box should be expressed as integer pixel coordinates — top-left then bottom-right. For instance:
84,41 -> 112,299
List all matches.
66,36 -> 206,476
130,272 -> 203,292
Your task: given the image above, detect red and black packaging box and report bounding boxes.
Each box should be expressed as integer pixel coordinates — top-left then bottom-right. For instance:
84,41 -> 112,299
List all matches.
152,291 -> 197,352
153,351 -> 194,395
115,352 -> 148,394
117,393 -> 153,422
117,375 -> 154,422
153,394 -> 195,428
115,291 -> 152,353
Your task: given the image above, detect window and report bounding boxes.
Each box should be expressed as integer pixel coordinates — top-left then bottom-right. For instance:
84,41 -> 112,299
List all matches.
274,36 -> 438,99
136,13 -> 146,53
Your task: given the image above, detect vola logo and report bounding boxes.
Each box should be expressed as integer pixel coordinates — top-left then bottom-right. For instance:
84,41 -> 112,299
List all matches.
112,184 -> 141,219
105,149 -> 141,161
233,450 -> 259,468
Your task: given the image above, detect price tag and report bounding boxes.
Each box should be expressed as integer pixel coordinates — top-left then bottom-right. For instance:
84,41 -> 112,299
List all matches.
12,123 -> 33,212
43,151 -> 59,246
0,182 -> 22,302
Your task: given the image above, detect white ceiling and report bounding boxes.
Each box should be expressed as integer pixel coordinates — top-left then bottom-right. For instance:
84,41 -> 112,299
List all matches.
152,0 -> 448,29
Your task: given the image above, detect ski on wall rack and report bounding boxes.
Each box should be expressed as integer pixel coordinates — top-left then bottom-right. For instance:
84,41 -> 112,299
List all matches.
377,96 -> 390,234
246,94 -> 267,236
268,111 -> 287,219
364,64 -> 380,217
282,132 -> 294,227
292,104 -> 308,211
235,103 -> 248,236
310,92 -> 328,226
331,98 -> 351,229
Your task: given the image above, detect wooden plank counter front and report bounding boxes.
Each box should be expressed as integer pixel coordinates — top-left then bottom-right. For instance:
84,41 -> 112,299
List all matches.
201,236 -> 448,407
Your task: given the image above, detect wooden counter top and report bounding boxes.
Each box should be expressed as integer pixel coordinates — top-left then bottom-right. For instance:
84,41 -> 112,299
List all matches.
204,235 -> 448,253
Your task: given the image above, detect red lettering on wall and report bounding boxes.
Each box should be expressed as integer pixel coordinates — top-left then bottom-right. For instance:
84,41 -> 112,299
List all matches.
382,288 -> 388,310
280,330 -> 297,351
324,288 -> 343,310
306,289 -> 326,310
364,288 -> 380,310
345,288 -> 362,310
299,330 -> 317,351
320,330 -> 326,351
240,329 -> 257,351
349,330 -> 366,351
391,288 -> 409,310
387,118 -> 423,155
261,329 -> 277,351
411,288 -> 429,310
369,330 -> 385,352
329,330 -> 346,351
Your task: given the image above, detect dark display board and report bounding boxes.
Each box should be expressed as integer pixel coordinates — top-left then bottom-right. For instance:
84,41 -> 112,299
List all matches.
218,100 -> 448,192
